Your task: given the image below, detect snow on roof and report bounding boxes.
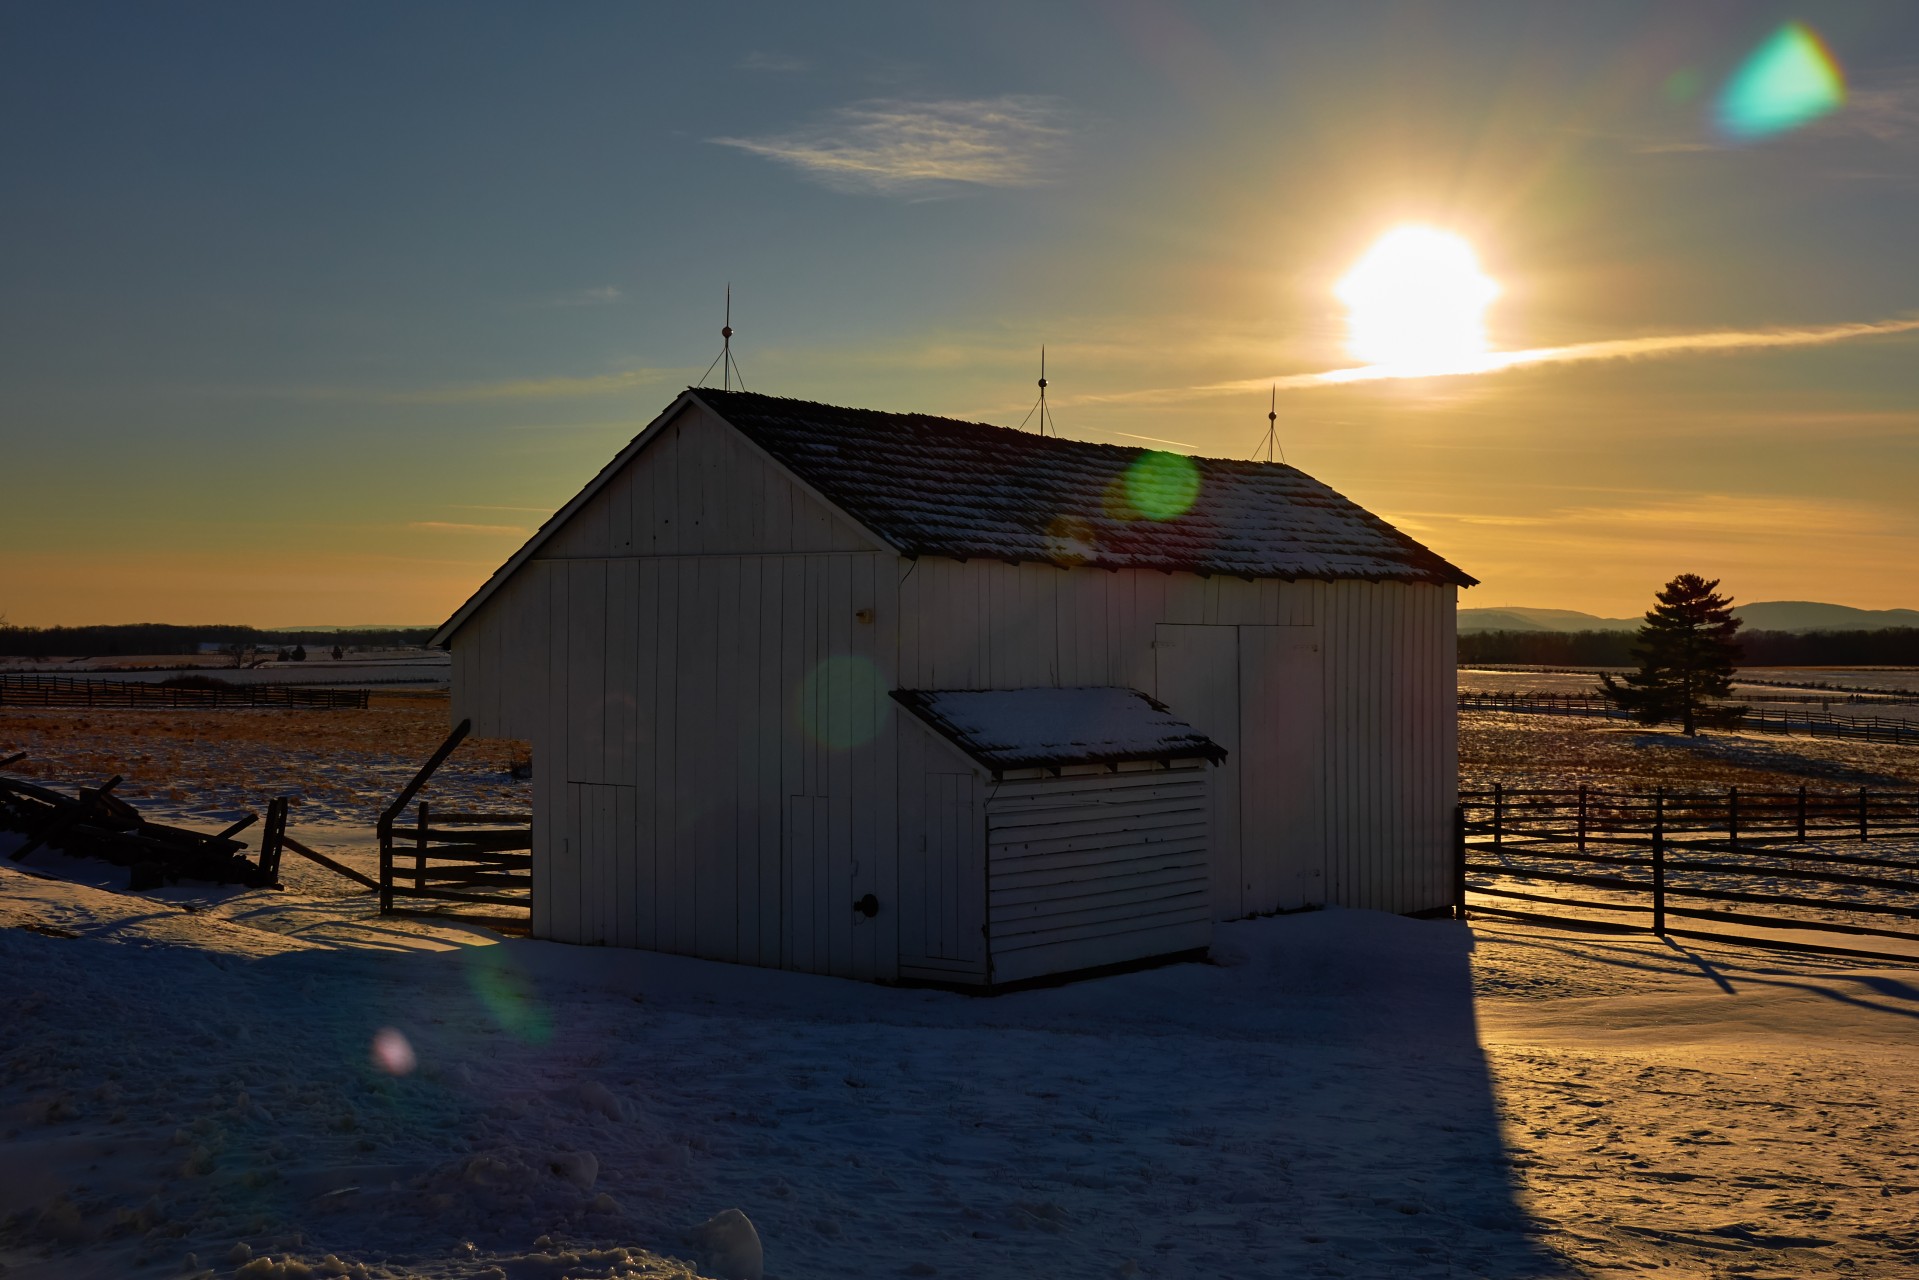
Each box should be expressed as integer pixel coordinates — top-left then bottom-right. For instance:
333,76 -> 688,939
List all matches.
696,389 -> 1474,586
892,686 -> 1226,771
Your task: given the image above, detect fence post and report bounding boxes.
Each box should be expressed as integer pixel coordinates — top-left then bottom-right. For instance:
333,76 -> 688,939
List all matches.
415,800 -> 429,891
1728,785 -> 1739,851
1798,785 -> 1807,841
1493,782 -> 1504,849
1577,784 -> 1587,853
1652,822 -> 1666,937
1453,804 -> 1467,921
377,818 -> 393,915
1860,788 -> 1869,843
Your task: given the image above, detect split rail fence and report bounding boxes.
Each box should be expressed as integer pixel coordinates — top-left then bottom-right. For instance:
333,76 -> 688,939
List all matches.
1458,692 -> 1919,745
0,674 -> 367,710
1458,784 -> 1919,961
375,720 -> 531,920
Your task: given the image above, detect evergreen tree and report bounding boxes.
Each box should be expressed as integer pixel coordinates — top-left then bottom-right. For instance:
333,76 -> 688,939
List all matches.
1599,573 -> 1746,735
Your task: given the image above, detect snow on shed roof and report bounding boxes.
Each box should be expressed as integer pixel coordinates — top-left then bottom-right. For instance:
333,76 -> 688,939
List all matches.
892,687 -> 1226,771
695,389 -> 1474,586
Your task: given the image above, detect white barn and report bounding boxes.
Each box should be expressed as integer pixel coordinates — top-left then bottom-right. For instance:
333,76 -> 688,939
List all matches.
432,389 -> 1475,986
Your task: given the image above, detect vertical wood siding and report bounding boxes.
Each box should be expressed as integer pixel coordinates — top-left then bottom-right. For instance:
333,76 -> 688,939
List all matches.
538,403 -> 881,561
451,411 -> 1457,976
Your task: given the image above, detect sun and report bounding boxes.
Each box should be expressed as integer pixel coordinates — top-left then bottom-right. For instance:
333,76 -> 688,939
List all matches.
1334,226 -> 1500,372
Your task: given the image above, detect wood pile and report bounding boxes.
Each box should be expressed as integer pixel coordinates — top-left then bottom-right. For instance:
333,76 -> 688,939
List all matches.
0,755 -> 277,889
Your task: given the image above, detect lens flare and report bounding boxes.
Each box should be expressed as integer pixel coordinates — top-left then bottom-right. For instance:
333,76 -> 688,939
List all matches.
1122,452 -> 1200,521
798,654 -> 886,749
1718,22 -> 1844,140
467,948 -> 553,1045
1334,226 -> 1499,372
370,1027 -> 416,1075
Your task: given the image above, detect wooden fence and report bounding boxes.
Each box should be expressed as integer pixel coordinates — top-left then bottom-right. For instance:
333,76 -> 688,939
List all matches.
1457,785 -> 1919,961
0,674 -> 368,710
374,719 -> 531,919
1458,693 -> 1919,745
378,799 -> 531,914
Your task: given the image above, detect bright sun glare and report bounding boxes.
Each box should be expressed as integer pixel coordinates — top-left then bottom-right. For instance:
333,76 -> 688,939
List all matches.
1335,226 -> 1500,372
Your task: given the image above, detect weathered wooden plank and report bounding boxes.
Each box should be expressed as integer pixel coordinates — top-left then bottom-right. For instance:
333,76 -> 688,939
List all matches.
993,893 -> 1212,941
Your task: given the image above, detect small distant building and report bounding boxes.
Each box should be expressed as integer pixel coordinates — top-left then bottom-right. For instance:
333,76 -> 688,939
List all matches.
433,389 -> 1474,986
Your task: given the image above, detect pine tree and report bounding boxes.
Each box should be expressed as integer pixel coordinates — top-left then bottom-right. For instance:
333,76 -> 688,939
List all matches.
1599,573 -> 1747,735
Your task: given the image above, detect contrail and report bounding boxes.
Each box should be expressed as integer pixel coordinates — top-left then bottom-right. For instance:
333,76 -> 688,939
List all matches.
1072,316 -> 1919,406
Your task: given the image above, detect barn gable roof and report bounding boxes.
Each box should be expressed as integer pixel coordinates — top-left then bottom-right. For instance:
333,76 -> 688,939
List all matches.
892,687 -> 1225,771
695,389 -> 1474,587
432,386 -> 1472,647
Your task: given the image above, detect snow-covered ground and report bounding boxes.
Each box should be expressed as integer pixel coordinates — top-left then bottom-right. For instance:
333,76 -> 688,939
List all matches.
4,850 -> 1919,1280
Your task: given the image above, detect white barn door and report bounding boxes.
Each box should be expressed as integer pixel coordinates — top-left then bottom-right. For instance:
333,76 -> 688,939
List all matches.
1238,627 -> 1324,913
1156,623 -> 1324,919
1155,624 -> 1241,918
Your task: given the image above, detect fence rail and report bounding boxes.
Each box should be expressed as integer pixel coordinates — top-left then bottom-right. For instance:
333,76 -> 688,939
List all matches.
1457,785 -> 1919,961
0,673 -> 368,710
378,800 -> 532,913
1459,693 -> 1919,744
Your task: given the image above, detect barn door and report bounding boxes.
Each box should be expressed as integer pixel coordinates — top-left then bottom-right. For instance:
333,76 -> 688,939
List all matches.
1238,628 -> 1325,912
1154,624 -> 1242,918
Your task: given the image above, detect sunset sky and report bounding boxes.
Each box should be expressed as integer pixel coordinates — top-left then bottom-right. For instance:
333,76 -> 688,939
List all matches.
4,2 -> 1918,626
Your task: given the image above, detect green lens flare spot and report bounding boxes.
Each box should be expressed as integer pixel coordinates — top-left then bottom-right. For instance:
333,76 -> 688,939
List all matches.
1718,22 -> 1845,140
1122,451 -> 1200,521
467,948 -> 553,1045
799,654 -> 887,749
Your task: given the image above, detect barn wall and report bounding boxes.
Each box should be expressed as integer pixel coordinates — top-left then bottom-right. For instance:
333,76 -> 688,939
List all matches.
449,559 -> 552,742
894,716 -> 989,985
893,559 -> 1456,917
531,550 -> 901,980
537,402 -> 881,561
1319,580 -> 1457,915
985,764 -> 1213,985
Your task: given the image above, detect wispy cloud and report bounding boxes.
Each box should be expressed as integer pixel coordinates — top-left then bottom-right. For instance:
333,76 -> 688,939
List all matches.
407,521 -> 528,535
710,95 -> 1068,195
737,50 -> 808,74
1076,315 -> 1919,406
1832,75 -> 1919,143
538,285 -> 624,308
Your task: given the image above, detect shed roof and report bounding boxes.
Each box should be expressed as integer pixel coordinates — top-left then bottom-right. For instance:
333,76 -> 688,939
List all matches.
892,687 -> 1225,772
695,389 -> 1474,586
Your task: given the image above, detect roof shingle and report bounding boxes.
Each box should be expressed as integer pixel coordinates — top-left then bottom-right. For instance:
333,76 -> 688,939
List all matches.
695,389 -> 1474,585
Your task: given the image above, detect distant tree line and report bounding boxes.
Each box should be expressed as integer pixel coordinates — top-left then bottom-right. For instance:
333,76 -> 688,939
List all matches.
1460,627 -> 1919,667
0,623 -> 436,658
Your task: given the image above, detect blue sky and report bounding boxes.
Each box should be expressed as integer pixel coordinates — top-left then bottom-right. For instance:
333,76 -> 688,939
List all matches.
4,1 -> 1918,624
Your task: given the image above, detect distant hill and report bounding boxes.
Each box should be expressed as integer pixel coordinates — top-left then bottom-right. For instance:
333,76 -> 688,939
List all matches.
1731,601 -> 1919,633
1460,601 -> 1919,635
1459,607 -> 1637,634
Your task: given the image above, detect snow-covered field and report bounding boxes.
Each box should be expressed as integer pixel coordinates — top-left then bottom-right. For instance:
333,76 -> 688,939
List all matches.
1460,711 -> 1919,792
1460,666 -> 1919,700
4,856 -> 1919,1280
0,654 -> 450,690
4,699 -> 1919,1277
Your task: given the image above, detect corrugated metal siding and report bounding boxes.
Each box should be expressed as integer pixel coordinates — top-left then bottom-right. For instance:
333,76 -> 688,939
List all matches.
986,767 -> 1213,984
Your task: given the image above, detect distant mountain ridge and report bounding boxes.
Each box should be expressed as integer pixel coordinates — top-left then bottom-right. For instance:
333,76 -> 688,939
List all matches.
1459,601 -> 1919,635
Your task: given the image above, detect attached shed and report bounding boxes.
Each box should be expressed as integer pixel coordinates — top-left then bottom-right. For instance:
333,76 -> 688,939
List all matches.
433,388 -> 1475,986
891,687 -> 1224,985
